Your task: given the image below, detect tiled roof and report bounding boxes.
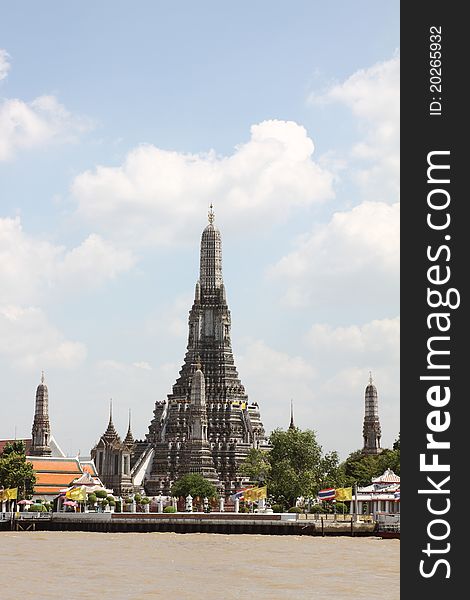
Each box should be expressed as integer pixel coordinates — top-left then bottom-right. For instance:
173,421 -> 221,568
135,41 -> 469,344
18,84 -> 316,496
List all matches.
80,461 -> 98,476
372,468 -> 400,484
29,458 -> 82,474
34,472 -> 78,486
34,486 -> 64,495
27,456 -> 83,496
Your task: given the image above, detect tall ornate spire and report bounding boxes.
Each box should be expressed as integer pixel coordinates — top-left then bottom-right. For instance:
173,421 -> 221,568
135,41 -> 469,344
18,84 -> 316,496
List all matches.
208,203 -> 215,224
30,372 -> 52,456
103,399 -> 119,441
146,208 -> 266,495
362,372 -> 382,455
289,399 -> 295,430
200,203 -> 223,291
124,409 -> 134,447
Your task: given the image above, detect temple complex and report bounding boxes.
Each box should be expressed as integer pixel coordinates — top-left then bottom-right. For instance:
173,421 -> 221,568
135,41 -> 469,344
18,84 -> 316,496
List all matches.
362,373 -> 382,455
144,206 -> 267,495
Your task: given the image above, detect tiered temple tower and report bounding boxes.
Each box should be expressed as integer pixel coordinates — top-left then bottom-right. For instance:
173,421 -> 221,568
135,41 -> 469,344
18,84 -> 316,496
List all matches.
91,403 -> 134,496
362,372 -> 382,455
30,372 -> 52,456
146,206 -> 266,496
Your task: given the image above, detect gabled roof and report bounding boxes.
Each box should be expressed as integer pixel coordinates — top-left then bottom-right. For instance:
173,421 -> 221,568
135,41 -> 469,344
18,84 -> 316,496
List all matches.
80,461 -> 98,477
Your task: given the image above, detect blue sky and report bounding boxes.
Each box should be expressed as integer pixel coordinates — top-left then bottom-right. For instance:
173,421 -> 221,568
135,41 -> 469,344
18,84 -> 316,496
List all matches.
0,1 -> 399,459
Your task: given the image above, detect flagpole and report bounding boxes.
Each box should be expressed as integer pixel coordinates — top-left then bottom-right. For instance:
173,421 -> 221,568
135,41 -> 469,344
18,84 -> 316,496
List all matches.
354,482 -> 358,522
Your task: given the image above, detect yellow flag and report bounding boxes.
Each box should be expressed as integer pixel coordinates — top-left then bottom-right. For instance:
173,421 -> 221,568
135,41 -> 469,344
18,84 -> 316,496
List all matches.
243,487 -> 257,502
244,486 -> 267,501
66,486 -> 87,502
335,487 -> 352,501
7,488 -> 18,500
0,488 -> 18,501
255,486 -> 267,500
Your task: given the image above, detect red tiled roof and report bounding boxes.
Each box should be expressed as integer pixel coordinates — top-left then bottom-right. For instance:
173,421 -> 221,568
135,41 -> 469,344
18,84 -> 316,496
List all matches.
29,458 -> 82,474
34,486 -> 64,495
34,472 -> 78,486
26,456 -> 83,496
81,462 -> 98,476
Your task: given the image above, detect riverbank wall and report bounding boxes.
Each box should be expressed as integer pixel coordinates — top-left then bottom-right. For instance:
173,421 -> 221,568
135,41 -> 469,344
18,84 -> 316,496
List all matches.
1,512 -> 377,536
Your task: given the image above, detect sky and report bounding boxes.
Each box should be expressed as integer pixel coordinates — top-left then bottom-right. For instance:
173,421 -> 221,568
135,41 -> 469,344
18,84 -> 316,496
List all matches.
0,1 -> 399,459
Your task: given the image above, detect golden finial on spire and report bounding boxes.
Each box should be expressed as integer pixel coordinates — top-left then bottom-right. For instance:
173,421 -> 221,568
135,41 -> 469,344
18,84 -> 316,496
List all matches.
208,203 -> 215,224
41,371 -> 45,384
369,371 -> 373,385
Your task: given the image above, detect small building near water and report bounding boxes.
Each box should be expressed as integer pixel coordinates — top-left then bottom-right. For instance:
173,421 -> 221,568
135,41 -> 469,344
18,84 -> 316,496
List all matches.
351,468 -> 400,517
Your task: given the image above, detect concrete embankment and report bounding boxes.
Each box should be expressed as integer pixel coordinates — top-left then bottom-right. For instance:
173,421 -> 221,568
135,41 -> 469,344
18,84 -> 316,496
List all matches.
1,512 -> 377,536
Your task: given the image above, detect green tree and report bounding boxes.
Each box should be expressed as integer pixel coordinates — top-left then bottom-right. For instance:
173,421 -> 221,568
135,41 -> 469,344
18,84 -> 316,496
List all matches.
342,450 -> 380,486
393,433 -> 400,451
1,440 -> 26,456
0,443 -> 36,497
239,448 -> 271,483
341,443 -> 401,487
170,473 -> 217,499
318,451 -> 345,489
267,428 -> 323,507
376,448 -> 400,476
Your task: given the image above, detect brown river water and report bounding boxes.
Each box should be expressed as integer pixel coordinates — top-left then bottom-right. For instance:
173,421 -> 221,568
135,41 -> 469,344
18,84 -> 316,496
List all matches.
0,532 -> 399,600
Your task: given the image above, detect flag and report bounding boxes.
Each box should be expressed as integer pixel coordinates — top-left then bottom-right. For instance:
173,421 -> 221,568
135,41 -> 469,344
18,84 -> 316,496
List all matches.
394,490 -> 400,500
244,486 -> 268,501
230,490 -> 245,501
255,486 -> 267,500
335,487 -> 353,501
243,487 -> 257,502
0,488 -> 18,501
6,488 -> 18,500
318,488 -> 336,501
66,486 -> 87,502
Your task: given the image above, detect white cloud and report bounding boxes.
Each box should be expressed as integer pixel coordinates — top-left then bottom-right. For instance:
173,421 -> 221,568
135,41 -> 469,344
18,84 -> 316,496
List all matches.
0,217 -> 135,305
268,201 -> 399,311
0,305 -> 87,370
311,54 -> 399,202
132,361 -> 152,371
235,317 -> 398,456
144,292 -> 193,340
98,359 -> 153,372
306,317 -> 400,364
0,95 -> 93,160
237,338 -> 317,431
235,334 -> 398,456
71,119 -> 334,246
0,49 -> 10,81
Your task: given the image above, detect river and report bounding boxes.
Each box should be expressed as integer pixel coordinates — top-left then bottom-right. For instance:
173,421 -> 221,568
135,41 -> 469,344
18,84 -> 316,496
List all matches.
0,532 -> 399,599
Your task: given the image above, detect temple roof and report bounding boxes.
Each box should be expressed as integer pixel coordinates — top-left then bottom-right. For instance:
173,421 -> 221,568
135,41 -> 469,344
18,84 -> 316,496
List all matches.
28,456 -> 83,496
372,468 -> 400,484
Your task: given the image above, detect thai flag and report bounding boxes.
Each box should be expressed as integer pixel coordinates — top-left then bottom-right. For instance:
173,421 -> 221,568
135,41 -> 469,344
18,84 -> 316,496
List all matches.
394,490 -> 400,500
318,488 -> 336,501
230,490 -> 245,501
